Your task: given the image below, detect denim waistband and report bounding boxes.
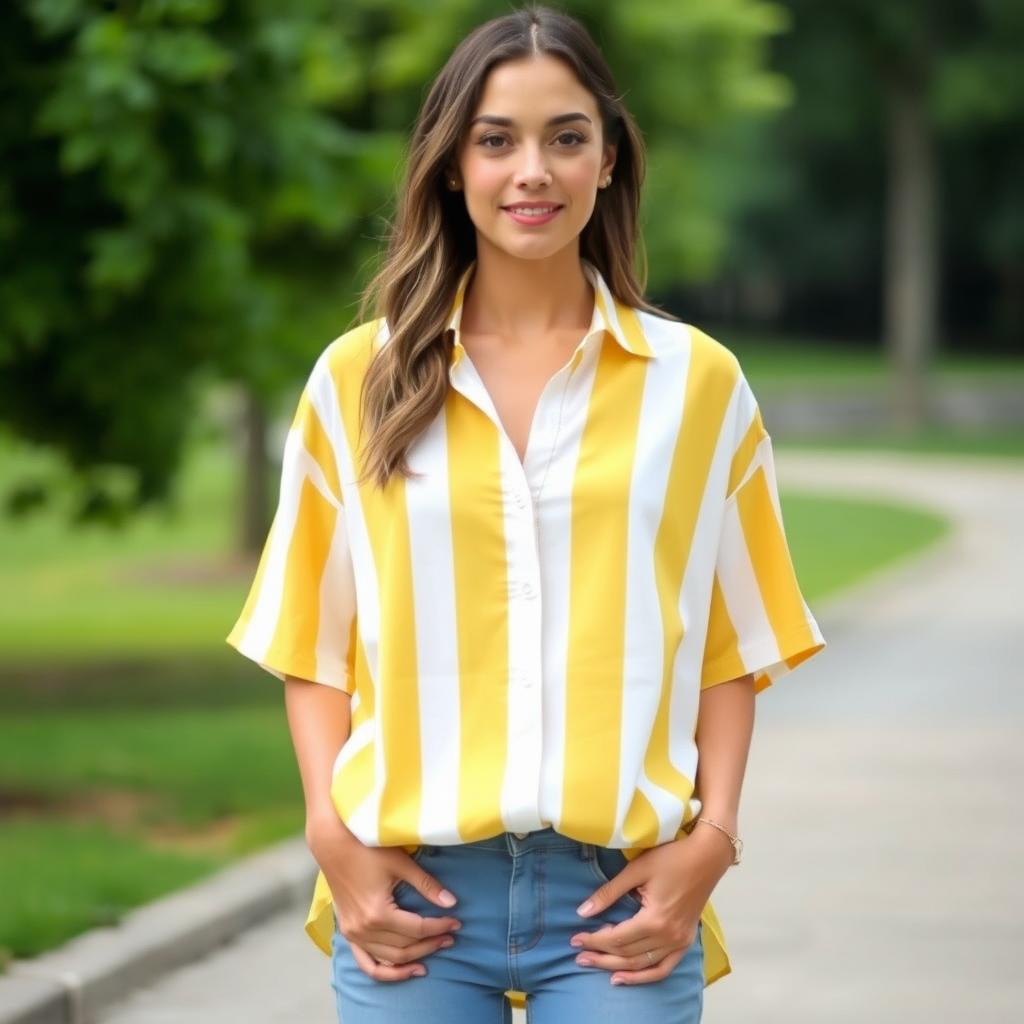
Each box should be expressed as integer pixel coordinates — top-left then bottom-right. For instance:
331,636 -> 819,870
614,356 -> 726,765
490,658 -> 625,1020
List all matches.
454,827 -> 583,855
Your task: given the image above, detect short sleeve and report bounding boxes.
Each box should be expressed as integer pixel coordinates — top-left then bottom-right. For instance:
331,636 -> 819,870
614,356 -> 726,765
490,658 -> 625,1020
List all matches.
226,356 -> 357,693
700,379 -> 826,695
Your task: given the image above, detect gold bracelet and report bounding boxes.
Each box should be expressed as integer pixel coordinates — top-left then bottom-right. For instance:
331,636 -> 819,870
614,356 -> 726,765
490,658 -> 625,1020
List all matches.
693,817 -> 743,865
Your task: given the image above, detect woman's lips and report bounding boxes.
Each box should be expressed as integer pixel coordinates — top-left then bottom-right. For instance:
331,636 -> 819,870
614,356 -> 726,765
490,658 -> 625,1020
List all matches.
502,205 -> 563,226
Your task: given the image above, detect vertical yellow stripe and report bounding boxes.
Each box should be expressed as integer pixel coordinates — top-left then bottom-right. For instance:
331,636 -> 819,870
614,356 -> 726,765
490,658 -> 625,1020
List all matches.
735,467 -> 817,657
297,390 -> 342,503
331,736 -> 379,827
446,390 -> 509,841
562,339 -> 648,846
612,296 -> 656,357
624,331 -> 739,844
700,573 -> 744,688
350,626 -> 373,729
340,614 -> 358,694
263,478 -> 337,681
728,405 -> 766,496
330,329 -> 422,846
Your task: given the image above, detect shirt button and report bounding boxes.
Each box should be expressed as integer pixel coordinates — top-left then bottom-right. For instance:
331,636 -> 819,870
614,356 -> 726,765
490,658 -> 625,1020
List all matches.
514,831 -> 529,839
521,582 -> 535,600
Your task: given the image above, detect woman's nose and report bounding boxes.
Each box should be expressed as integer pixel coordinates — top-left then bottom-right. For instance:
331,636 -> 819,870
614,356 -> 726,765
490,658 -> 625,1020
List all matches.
514,144 -> 552,187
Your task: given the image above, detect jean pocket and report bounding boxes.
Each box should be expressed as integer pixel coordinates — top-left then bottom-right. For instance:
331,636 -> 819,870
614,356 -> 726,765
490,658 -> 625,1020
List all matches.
391,844 -> 431,900
587,844 -> 643,911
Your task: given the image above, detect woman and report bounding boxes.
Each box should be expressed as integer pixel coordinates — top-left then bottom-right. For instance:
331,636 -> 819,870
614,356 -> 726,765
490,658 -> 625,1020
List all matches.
227,5 -> 826,1022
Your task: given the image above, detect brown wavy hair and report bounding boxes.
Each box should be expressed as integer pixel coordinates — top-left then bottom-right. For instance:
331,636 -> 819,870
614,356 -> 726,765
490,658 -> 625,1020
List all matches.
353,2 -> 680,490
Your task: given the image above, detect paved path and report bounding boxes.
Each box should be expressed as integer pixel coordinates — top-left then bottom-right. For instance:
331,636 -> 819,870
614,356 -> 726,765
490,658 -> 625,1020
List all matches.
100,451 -> 1024,1024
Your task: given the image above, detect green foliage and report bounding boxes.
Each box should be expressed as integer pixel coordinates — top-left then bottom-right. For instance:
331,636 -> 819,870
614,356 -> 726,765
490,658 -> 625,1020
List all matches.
719,0 -> 1024,346
0,0 -> 405,520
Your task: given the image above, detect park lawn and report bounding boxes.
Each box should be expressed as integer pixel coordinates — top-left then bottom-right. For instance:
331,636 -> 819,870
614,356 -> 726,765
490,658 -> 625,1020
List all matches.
0,432 -> 244,662
0,690 -> 307,963
722,331 -> 1024,388
0,821 -> 225,964
778,430 -> 1024,459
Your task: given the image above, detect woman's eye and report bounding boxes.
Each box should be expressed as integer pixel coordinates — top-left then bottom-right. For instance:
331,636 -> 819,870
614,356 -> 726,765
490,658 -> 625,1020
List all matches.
477,131 -> 586,149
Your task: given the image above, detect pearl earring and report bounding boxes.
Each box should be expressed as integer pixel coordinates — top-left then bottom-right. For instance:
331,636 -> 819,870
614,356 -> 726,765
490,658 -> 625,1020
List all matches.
602,174 -> 612,188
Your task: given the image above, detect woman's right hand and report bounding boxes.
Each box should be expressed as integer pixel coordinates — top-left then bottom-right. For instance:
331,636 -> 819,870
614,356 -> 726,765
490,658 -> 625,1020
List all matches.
306,810 -> 462,981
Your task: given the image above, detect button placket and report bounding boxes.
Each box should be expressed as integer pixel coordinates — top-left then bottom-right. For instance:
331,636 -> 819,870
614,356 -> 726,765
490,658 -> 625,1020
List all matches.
499,346 -> 586,834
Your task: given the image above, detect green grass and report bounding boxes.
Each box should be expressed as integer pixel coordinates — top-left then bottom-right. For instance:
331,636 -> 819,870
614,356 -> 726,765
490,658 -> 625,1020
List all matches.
0,693 -> 307,962
0,432 -> 248,660
0,707 -> 301,821
721,331 -> 1024,387
0,821 -> 223,959
778,431 -> 1024,459
0,374 -> 967,963
778,491 -> 947,600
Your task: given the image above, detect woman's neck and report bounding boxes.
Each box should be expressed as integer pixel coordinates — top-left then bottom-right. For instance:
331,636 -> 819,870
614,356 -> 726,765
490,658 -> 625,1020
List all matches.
460,249 -> 593,342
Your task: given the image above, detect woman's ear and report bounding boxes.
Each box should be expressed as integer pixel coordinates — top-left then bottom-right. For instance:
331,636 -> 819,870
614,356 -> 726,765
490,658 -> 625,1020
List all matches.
600,142 -> 617,183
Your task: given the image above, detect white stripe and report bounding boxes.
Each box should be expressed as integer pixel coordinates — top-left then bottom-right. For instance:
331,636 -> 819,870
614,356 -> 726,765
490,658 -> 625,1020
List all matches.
315,503 -> 355,687
716,498 -> 779,668
535,331 -> 604,831
671,350 -> 745,785
619,316 -> 690,844
318,345 -> 384,846
291,442 -> 341,510
584,259 -> 626,350
306,356 -> 349,502
238,434 -> 304,663
754,435 -> 784,524
405,408 -> 464,844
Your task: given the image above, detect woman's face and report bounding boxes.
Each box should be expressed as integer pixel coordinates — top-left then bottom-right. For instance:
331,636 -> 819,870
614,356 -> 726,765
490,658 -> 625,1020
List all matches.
451,54 -> 616,261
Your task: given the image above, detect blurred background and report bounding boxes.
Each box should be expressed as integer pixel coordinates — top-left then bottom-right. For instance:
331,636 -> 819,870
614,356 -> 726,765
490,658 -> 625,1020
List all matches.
1,0 -> 1021,1017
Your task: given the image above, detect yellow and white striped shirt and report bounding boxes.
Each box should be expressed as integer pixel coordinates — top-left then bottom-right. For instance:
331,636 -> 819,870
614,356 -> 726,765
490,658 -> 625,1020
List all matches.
227,257 -> 826,990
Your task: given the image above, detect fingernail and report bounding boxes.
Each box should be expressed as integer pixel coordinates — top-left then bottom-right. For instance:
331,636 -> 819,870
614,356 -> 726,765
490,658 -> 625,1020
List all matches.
570,937 -> 583,948
439,889 -> 457,906
413,968 -> 426,977
611,977 -> 623,985
441,937 -> 454,947
577,957 -> 593,966
450,920 -> 462,930
577,900 -> 594,916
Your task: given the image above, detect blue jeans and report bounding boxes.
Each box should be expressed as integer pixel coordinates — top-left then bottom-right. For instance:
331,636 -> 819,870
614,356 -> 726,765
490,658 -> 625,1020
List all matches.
330,827 -> 704,1022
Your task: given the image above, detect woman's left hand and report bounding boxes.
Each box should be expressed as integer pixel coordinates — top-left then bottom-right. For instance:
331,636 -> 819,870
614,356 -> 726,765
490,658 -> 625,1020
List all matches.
569,826 -> 735,985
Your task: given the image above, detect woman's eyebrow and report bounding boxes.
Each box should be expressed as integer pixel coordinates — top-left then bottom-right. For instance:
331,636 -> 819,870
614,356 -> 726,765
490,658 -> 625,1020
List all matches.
469,112 -> 593,128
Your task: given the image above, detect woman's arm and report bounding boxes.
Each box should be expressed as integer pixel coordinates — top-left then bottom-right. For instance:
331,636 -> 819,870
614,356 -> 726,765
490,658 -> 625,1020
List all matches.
283,675 -> 358,848
284,675 -> 462,974
692,673 -> 755,853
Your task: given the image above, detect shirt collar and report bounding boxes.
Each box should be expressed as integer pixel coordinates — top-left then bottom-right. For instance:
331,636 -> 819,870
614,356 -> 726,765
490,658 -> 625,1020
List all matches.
444,258 -> 655,369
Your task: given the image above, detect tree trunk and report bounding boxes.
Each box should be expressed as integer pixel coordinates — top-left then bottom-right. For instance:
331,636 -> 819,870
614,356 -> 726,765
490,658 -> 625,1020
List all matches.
883,74 -> 939,430
240,386 -> 271,557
